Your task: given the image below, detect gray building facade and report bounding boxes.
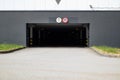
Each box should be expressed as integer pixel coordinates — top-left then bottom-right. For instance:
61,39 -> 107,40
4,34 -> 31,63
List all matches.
0,11 -> 120,47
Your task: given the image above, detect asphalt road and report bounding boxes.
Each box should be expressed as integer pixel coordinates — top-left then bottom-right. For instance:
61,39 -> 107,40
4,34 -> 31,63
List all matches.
0,48 -> 120,80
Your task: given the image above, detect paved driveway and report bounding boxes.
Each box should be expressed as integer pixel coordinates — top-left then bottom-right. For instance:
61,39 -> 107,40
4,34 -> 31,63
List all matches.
0,48 -> 120,80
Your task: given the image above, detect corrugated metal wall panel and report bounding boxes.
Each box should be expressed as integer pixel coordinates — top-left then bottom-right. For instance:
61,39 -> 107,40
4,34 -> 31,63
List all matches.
0,0 -> 119,10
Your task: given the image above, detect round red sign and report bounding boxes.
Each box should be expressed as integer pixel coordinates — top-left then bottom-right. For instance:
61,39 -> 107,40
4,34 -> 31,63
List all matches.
62,17 -> 69,23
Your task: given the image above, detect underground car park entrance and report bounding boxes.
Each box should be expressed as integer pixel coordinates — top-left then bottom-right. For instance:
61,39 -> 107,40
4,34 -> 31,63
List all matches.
26,23 -> 89,47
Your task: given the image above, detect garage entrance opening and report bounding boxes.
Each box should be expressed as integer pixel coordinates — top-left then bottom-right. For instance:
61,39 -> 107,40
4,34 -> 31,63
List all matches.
27,23 -> 89,47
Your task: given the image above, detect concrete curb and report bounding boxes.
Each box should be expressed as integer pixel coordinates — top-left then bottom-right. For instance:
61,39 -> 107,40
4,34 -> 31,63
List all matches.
90,47 -> 120,58
0,47 -> 26,53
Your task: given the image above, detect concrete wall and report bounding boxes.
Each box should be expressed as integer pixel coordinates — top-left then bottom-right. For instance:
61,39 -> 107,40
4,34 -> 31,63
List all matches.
0,11 -> 120,47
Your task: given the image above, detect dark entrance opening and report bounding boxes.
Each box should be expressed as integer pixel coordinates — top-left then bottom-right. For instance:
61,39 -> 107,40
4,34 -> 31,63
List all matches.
26,23 -> 89,47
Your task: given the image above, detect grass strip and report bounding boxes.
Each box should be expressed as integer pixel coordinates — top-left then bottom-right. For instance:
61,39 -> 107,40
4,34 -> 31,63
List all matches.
92,46 -> 120,54
0,44 -> 24,51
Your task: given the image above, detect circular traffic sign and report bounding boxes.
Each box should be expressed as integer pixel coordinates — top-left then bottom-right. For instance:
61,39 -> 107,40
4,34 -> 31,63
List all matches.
62,17 -> 69,23
56,17 -> 62,23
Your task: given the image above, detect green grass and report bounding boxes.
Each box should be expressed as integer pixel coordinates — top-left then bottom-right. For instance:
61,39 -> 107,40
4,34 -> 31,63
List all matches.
92,46 -> 120,54
0,44 -> 24,51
